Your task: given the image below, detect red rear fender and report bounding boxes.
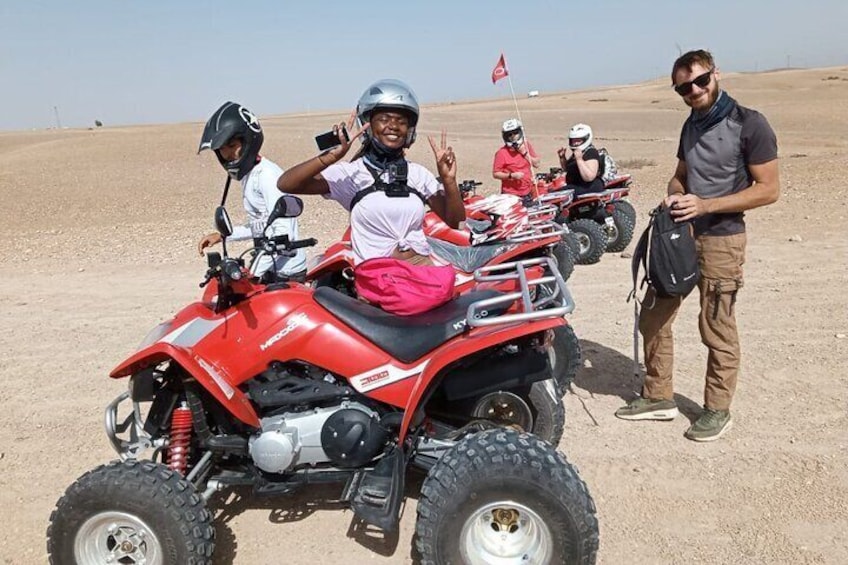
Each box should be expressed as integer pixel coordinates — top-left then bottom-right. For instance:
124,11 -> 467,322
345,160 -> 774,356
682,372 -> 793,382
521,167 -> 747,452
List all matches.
396,318 -> 564,442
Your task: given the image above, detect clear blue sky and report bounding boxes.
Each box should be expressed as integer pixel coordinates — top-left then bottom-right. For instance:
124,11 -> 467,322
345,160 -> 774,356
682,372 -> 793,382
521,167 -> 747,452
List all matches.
1,0 -> 846,131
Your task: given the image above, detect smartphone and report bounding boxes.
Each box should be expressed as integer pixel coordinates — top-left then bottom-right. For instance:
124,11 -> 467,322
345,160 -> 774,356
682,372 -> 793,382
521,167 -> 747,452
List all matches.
315,127 -> 349,151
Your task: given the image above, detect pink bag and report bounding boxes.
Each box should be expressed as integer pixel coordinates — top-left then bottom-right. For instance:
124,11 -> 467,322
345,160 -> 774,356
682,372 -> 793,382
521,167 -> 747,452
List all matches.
354,257 -> 456,316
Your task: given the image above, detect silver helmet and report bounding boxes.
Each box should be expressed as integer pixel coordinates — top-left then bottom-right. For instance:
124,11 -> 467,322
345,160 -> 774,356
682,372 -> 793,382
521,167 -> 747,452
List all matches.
356,79 -> 420,147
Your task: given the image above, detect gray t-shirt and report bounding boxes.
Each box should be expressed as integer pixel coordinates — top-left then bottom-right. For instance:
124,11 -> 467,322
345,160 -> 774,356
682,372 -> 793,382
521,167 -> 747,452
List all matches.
677,103 -> 778,235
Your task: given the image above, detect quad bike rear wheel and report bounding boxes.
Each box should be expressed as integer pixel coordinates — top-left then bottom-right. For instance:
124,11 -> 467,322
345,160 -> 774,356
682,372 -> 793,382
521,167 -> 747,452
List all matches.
569,218 -> 607,265
604,200 -> 637,253
549,324 -> 582,391
47,460 -> 215,565
415,429 -> 599,565
471,380 -> 564,445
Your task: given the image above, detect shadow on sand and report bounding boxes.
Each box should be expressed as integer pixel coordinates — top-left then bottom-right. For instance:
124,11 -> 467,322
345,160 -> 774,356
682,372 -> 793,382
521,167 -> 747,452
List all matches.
574,339 -> 701,422
210,469 -> 428,564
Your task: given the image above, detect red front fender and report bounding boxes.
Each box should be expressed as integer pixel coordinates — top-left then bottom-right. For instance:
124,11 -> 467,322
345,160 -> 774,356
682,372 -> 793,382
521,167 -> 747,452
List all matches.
110,343 -> 260,428
396,317 -> 564,442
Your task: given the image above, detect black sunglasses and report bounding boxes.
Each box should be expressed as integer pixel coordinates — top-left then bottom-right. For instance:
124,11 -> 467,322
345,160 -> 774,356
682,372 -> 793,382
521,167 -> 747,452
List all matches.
673,69 -> 714,96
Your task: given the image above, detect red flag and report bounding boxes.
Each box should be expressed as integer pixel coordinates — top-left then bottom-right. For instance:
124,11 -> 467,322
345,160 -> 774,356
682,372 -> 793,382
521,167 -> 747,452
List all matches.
491,53 -> 508,84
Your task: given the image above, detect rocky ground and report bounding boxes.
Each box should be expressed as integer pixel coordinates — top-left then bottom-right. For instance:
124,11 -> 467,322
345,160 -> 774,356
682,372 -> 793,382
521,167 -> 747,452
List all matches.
1,66 -> 846,564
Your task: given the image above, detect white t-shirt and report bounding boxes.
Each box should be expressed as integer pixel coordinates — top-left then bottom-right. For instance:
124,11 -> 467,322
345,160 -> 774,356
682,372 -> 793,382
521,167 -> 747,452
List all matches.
228,157 -> 307,276
321,159 -> 442,264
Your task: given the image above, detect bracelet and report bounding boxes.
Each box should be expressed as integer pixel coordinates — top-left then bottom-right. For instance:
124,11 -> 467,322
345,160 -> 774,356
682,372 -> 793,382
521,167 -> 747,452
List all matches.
508,172 -> 513,179
317,154 -> 331,167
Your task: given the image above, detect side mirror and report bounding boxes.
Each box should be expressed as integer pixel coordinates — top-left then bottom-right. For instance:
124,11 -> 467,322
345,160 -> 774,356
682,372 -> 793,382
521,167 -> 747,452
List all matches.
214,206 -> 233,237
266,195 -> 304,227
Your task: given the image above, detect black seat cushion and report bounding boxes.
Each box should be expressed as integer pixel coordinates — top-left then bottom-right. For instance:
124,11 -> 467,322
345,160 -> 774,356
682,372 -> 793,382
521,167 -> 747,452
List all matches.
313,287 -> 506,363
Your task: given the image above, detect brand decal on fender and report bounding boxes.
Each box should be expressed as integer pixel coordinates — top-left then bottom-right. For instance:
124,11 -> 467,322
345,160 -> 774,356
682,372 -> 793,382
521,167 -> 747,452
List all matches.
351,360 -> 430,393
260,313 -> 308,352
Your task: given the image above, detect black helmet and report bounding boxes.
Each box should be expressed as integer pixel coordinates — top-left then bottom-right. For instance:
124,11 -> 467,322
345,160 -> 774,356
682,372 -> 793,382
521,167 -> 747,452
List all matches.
198,102 -> 264,180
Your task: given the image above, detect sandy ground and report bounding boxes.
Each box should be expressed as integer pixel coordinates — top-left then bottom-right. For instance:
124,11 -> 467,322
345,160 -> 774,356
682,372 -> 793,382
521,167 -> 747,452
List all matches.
1,66 -> 847,564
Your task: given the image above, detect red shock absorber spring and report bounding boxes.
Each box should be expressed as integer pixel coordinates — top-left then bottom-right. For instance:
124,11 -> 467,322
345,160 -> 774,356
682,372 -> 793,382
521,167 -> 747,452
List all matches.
167,405 -> 193,475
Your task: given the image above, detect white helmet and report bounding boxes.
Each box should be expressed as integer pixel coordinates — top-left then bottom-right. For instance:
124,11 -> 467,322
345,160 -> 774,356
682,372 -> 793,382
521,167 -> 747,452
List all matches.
501,118 -> 524,146
356,79 -> 420,148
568,123 -> 593,152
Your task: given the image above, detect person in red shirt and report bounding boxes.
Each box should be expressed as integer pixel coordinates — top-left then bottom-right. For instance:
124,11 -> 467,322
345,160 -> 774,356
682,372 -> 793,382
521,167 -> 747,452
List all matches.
492,119 -> 541,203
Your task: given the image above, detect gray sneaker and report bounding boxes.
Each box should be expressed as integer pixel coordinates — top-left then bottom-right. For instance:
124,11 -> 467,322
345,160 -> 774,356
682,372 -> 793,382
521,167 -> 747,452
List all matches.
615,397 -> 679,421
684,409 -> 733,442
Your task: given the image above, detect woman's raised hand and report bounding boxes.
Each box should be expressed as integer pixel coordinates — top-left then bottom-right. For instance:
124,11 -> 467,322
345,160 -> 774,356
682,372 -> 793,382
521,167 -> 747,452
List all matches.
428,130 -> 456,181
323,109 -> 369,165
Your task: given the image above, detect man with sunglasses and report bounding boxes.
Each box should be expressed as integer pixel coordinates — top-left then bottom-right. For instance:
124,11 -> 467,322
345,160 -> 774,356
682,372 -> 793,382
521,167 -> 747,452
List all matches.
616,49 -> 780,442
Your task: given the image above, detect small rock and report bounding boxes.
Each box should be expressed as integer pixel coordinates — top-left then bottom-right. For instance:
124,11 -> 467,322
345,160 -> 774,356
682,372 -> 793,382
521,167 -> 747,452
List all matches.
788,235 -> 803,242
620,251 -> 633,259
78,267 -> 85,272
632,467 -> 640,473
836,333 -> 847,339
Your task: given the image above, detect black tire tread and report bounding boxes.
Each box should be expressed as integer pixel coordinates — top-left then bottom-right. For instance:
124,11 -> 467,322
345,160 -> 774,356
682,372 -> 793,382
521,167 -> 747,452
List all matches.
551,324 -> 582,391
414,429 -> 599,565
529,379 -> 566,445
570,218 -> 607,265
47,460 -> 215,565
605,201 -> 637,253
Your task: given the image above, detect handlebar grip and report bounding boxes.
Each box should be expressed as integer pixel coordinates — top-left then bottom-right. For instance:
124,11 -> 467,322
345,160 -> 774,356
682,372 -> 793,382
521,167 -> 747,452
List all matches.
289,237 -> 317,250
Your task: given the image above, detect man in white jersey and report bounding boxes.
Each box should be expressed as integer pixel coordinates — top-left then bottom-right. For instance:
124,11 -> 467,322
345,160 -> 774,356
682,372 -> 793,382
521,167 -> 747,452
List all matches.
197,102 -> 306,280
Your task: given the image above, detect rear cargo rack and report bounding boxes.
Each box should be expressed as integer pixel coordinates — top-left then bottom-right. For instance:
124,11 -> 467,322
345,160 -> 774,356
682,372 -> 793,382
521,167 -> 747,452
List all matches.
505,220 -> 566,243
466,257 -> 575,326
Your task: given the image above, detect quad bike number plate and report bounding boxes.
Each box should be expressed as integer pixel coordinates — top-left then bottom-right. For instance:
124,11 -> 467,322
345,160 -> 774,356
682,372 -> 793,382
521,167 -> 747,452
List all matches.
604,216 -> 615,228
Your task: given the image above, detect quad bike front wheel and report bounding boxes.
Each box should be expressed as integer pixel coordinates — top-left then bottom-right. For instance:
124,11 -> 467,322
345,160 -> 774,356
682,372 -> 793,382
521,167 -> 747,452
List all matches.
471,379 -> 564,445
47,460 -> 215,565
550,241 -> 575,282
549,324 -> 582,391
569,218 -> 607,265
415,429 -> 599,565
604,200 -> 637,253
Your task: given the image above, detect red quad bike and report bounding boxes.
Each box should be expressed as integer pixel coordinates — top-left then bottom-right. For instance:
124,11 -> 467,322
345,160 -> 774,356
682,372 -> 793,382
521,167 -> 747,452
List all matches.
535,165 -> 637,265
309,182 -> 581,391
47,195 -> 599,565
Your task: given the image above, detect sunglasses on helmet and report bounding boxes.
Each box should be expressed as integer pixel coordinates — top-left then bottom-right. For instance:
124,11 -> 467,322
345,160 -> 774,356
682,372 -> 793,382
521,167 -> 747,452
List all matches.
673,69 -> 714,96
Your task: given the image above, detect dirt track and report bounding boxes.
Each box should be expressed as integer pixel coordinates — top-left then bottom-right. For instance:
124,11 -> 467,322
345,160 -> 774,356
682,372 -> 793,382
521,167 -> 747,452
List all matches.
1,66 -> 846,564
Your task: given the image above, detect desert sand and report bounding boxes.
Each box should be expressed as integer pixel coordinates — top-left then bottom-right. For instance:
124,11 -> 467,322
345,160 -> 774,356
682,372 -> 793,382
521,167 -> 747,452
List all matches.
1,66 -> 846,564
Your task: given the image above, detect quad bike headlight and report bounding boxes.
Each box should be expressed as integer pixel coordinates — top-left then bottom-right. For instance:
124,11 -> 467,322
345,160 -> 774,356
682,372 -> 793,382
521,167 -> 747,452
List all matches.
136,320 -> 174,350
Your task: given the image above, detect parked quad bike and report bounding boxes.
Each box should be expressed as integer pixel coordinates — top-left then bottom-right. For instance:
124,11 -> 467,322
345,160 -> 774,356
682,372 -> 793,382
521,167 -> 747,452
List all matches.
308,183 -> 580,390
46,195 -> 599,565
535,168 -> 637,264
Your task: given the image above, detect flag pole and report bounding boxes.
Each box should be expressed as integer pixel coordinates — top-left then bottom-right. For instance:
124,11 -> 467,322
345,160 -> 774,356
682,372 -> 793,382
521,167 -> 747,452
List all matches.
503,56 -> 539,200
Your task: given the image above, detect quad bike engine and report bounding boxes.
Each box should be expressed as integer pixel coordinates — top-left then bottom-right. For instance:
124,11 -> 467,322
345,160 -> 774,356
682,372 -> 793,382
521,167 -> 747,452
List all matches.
248,401 -> 386,473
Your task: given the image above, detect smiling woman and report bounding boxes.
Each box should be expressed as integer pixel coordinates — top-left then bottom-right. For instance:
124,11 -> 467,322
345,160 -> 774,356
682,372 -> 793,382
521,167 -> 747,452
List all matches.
276,78 -> 466,266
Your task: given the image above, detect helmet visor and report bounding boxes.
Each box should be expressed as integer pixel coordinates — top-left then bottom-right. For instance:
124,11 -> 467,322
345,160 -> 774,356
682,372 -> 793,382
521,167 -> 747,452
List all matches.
569,135 -> 589,148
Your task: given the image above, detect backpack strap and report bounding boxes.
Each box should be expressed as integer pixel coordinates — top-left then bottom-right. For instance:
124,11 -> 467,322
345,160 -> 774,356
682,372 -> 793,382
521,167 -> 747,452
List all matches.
350,160 -> 427,211
627,205 -> 661,376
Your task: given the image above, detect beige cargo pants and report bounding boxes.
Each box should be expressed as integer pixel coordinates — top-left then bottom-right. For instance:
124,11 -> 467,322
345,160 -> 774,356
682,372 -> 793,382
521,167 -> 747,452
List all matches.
638,232 -> 746,411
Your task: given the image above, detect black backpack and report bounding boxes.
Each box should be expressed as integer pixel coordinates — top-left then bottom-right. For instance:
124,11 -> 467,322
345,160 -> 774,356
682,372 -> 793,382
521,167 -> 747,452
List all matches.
631,205 -> 699,300
628,205 -> 700,372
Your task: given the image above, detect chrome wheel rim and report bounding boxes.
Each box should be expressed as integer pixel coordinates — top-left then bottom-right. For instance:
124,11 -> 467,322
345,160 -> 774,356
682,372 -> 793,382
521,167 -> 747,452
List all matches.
471,391 -> 533,431
75,511 -> 162,565
460,500 -> 553,564
575,232 -> 591,254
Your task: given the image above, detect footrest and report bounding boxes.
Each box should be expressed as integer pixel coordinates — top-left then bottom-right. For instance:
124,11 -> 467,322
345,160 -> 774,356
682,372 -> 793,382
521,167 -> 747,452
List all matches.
350,446 -> 405,532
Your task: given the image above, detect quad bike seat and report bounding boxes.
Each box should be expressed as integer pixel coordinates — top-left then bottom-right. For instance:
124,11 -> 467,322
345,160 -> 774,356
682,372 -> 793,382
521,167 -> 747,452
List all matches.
313,287 -> 506,364
427,238 -> 511,273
